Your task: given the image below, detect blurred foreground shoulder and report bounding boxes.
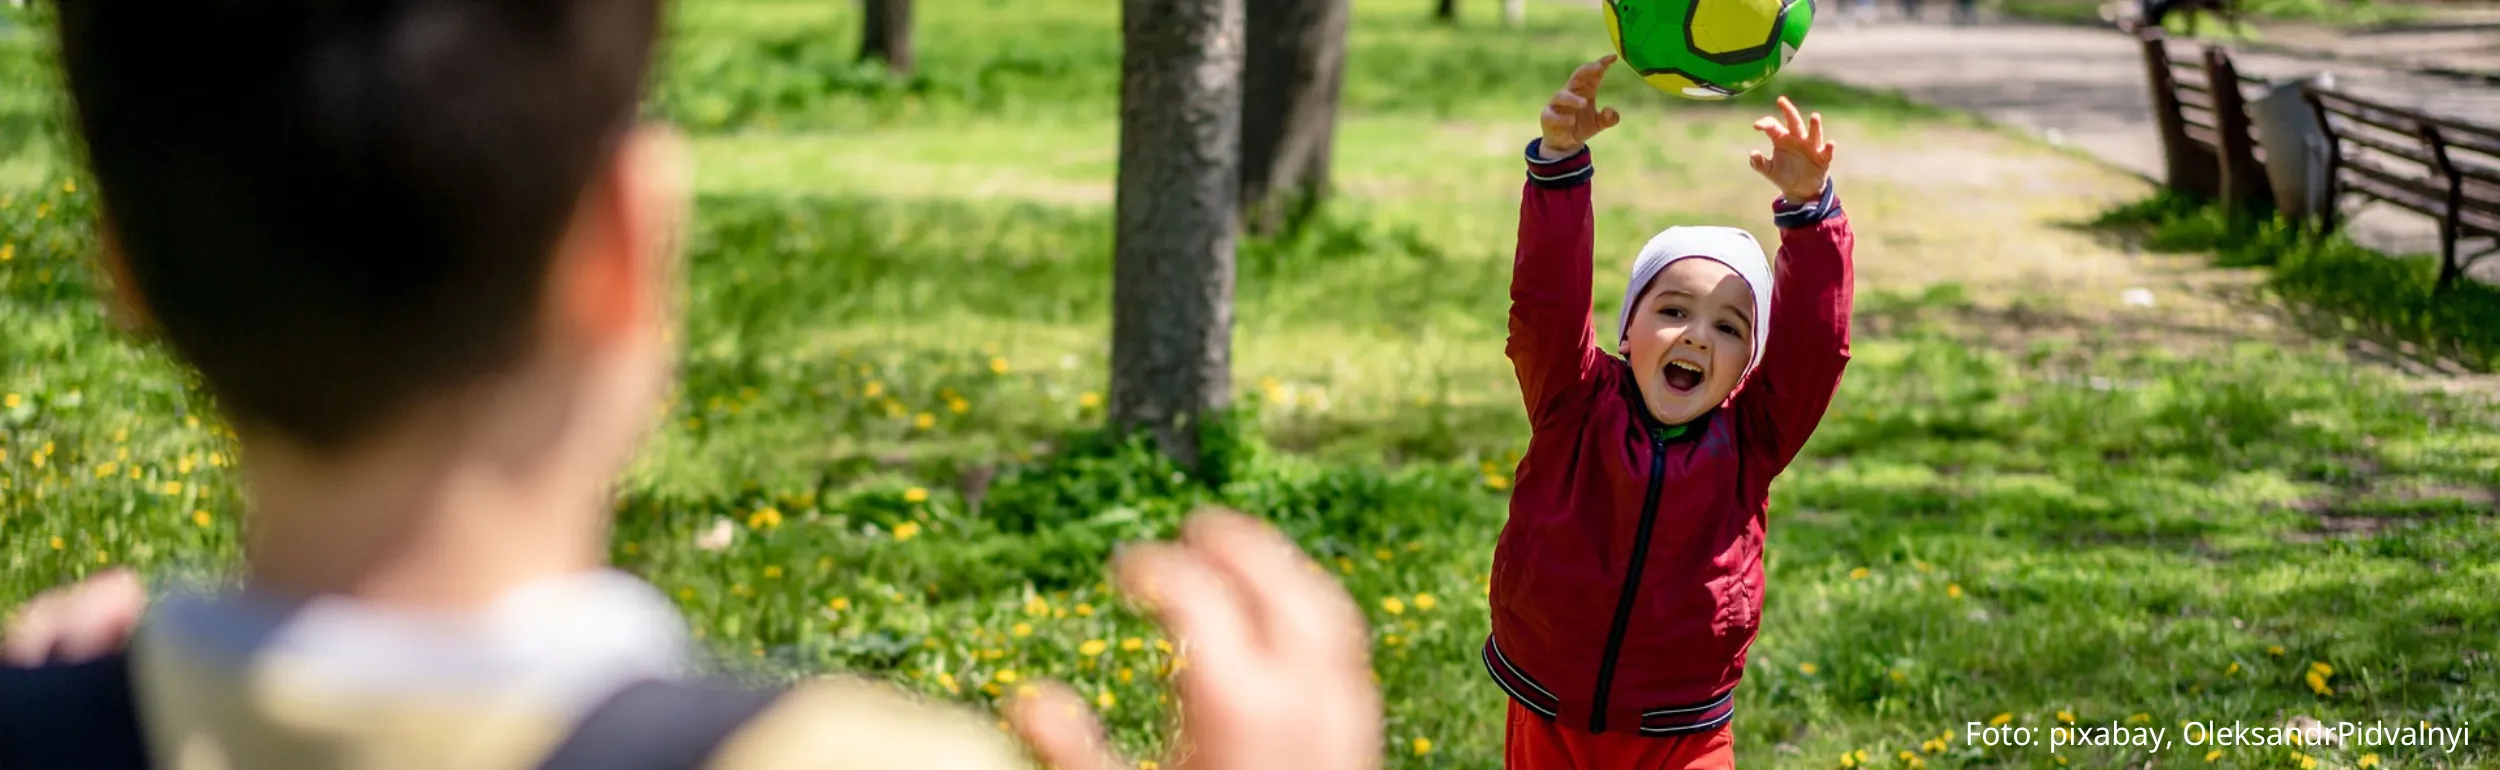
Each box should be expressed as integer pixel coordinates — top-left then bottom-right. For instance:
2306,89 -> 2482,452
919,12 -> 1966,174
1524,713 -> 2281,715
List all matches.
705,675 -> 1029,770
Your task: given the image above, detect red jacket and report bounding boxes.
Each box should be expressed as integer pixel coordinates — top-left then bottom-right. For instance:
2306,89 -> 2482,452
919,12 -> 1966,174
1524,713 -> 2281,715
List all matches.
1484,139 -> 1854,737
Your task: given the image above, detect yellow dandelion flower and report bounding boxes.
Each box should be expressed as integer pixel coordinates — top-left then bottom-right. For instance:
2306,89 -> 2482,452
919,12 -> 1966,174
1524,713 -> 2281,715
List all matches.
2268,645 -> 2286,657
95,461 -> 119,479
1989,713 -> 2013,727
2305,671 -> 2332,696
763,566 -> 783,580
947,398 -> 969,414
893,522 -> 923,541
1154,638 -> 1174,654
1336,557 -> 1355,574
1374,548 -> 1393,561
903,486 -> 930,503
1412,738 -> 1432,756
2309,661 -> 2332,677
2,393 -> 16,408
678,587 -> 695,601
2128,713 -> 2150,724
2202,750 -> 2222,763
2225,661 -> 2240,676
209,452 -> 226,467
2055,757 -> 2067,766
1413,593 -> 1437,611
1080,640 -> 1108,656
1849,567 -> 1870,580
1381,597 -> 1406,615
1946,583 -> 1964,598
1121,637 -> 1144,652
1484,474 -> 1509,490
1025,596 -> 1050,616
731,584 -> 752,597
1078,392 -> 1103,409
2359,753 -> 2380,768
829,596 -> 851,611
1798,662 -> 1819,675
1140,761 -> 1159,770
1076,603 -> 1095,617
914,412 -> 936,429
1905,757 -> 1925,769
982,683 -> 1001,696
1013,622 -> 1033,638
938,672 -> 960,694
2297,753 -> 2317,769
747,507 -> 784,530
63,179 -> 74,193
981,648 -> 1004,660
1096,691 -> 1116,709
160,481 -> 183,496
2057,710 -> 2076,724
1889,668 -> 1907,683
0,245 -> 12,262
863,382 -> 885,398
96,550 -> 109,564
1119,667 -> 1135,683
48,536 -> 62,550
994,669 -> 1018,684
192,510 -> 212,527
989,357 -> 1011,374
1840,751 -> 1859,768
1383,634 -> 1403,647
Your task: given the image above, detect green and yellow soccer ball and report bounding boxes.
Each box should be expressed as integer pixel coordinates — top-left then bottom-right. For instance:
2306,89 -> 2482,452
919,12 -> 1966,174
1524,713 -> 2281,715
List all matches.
1604,0 -> 1813,100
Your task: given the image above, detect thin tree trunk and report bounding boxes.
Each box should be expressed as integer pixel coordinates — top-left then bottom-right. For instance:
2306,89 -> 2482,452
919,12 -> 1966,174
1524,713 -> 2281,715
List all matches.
1504,0 -> 1525,26
1241,0 -> 1348,235
861,0 -> 913,77
1112,0 -> 1244,466
1437,0 -> 1459,22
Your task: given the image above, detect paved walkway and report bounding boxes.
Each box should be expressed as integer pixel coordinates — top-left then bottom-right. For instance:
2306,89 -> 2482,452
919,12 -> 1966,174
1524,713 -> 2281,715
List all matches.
1784,17 -> 2500,278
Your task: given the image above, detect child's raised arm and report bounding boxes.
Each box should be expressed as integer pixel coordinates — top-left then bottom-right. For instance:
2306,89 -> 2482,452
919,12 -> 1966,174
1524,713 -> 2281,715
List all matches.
1510,56 -> 1622,430
1734,97 -> 1855,476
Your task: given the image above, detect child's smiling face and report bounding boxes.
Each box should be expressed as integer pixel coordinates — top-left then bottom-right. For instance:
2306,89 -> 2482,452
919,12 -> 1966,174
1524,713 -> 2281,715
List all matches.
1621,258 -> 1756,426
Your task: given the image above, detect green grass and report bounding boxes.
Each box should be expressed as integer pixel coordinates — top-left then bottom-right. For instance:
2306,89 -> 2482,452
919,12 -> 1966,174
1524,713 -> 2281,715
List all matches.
5,1 -> 2498,768
2096,191 -> 2500,373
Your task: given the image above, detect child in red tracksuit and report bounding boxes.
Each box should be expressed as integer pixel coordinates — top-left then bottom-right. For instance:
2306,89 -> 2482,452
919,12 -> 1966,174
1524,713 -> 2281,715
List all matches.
1483,56 -> 1855,770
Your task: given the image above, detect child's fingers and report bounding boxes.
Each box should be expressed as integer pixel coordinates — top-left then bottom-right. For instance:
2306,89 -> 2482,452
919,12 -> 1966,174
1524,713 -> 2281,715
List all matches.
1599,107 -> 1622,131
1179,510 -> 1368,669
1551,91 -> 1590,115
1817,139 -> 1839,166
1009,682 -> 1129,770
1749,150 -> 1772,176
1564,55 -> 1615,98
1,594 -> 64,666
1806,113 -> 1825,153
1778,97 -> 1807,139
1752,116 -> 1791,143
1114,543 -> 1259,686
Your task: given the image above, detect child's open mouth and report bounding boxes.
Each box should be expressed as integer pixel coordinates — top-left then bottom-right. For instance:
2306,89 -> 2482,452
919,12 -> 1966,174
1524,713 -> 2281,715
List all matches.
1663,361 -> 1704,393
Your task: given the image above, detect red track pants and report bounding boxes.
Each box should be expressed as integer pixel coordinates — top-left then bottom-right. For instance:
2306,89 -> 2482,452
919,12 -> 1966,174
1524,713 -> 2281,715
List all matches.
1504,702 -> 1736,770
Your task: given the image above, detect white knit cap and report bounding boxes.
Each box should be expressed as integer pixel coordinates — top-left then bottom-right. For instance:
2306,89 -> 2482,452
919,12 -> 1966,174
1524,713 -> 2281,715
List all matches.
1614,226 -> 1775,380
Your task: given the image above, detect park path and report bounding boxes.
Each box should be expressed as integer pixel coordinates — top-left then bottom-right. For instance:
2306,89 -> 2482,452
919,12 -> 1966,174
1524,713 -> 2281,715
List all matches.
1782,17 -> 2500,279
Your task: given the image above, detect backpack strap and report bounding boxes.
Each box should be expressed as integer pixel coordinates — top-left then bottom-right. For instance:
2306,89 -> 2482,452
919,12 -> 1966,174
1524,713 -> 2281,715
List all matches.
0,653 -> 151,769
534,678 -> 782,770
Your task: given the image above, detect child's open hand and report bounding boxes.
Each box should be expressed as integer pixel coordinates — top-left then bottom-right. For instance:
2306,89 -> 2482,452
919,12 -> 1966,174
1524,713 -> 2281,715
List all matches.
1749,96 -> 1837,204
1011,509 -> 1380,770
3,568 -> 146,667
1541,55 -> 1623,157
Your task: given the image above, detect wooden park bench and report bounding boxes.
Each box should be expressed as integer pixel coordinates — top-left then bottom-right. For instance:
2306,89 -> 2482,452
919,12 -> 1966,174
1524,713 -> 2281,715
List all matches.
2304,87 -> 2500,288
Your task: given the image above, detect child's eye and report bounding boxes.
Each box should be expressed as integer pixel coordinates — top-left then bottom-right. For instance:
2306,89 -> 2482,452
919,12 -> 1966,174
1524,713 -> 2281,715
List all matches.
1658,307 -> 1686,319
1718,323 -> 1744,339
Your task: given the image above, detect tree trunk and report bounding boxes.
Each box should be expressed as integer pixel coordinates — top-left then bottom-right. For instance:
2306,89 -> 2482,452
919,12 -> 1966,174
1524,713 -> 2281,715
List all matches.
1436,0 -> 1459,22
1112,0 -> 1244,466
1504,0 -> 1526,26
861,0 -> 913,77
1240,0 -> 1348,235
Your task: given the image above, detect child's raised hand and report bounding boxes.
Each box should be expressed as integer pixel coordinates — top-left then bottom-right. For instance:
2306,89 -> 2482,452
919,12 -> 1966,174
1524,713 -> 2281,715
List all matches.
1012,509 -> 1381,770
1749,96 -> 1837,204
1541,55 -> 1623,156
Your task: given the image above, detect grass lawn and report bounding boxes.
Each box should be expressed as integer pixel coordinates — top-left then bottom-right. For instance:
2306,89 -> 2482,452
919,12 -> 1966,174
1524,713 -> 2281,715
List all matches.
2,1 -> 2495,768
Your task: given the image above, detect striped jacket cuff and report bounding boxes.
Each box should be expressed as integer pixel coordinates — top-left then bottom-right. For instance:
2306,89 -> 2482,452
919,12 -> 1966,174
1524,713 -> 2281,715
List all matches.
1525,139 -> 1594,189
1771,178 -> 1842,229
